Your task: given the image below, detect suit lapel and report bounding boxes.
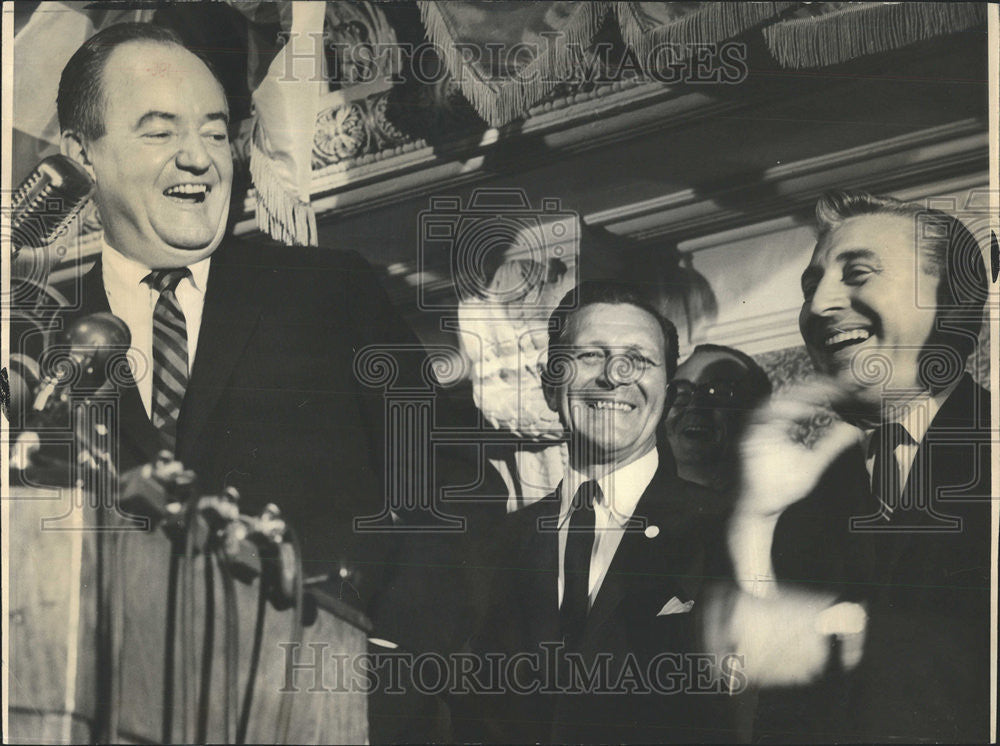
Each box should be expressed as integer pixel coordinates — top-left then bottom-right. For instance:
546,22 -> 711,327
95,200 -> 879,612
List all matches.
839,445 -> 880,586
71,260 -> 163,466
877,376 -> 982,571
176,241 -> 265,459
582,467 -> 704,648
520,493 -> 562,645
901,375 -> 982,526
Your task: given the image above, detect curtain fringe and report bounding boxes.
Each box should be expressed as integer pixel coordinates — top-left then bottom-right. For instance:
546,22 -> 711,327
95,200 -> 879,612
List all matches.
249,130 -> 318,247
764,1 -> 986,69
618,1 -> 793,61
418,0 -> 611,128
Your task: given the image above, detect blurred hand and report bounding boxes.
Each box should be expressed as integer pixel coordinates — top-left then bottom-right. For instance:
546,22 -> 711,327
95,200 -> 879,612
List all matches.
704,584 -> 867,689
737,379 -> 862,520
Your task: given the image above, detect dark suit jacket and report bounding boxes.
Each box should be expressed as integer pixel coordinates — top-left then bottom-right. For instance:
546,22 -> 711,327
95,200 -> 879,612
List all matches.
364,448 -> 510,745
463,458 -> 734,743
46,236 -> 421,603
758,374 -> 991,743
29,237 -> 516,744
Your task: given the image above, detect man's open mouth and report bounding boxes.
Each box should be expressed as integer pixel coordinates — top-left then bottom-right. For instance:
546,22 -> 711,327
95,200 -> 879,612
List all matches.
681,424 -> 714,441
582,399 -> 636,413
164,183 -> 211,204
822,327 -> 872,352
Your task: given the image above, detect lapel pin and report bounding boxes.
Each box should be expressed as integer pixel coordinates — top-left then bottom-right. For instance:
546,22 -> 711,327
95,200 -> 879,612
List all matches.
644,525 -> 660,539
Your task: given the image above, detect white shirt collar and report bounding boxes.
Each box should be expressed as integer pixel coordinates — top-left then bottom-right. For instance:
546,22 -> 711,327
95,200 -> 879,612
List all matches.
870,379 -> 958,445
101,238 -> 211,293
560,447 -> 659,528
102,239 -> 153,292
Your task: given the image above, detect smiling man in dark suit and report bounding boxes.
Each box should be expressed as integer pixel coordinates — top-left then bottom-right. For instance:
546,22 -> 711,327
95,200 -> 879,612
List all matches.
719,190 -> 991,743
50,22 -> 417,598
465,281 -> 733,743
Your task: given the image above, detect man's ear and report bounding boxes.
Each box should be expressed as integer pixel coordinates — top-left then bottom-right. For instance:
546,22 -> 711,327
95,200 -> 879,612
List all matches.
60,131 -> 95,180
541,371 -> 559,414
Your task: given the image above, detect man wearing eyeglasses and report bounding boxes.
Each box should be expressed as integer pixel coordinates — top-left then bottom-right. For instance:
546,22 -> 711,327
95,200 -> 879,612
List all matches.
465,281 -> 733,744
664,344 -> 773,494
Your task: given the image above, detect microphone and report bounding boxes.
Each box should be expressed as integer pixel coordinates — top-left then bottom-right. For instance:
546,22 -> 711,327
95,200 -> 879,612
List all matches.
11,154 -> 94,254
33,312 -> 132,412
11,312 -> 130,476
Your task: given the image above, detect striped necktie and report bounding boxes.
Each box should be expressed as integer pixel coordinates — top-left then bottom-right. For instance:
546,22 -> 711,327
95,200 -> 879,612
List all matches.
145,268 -> 191,452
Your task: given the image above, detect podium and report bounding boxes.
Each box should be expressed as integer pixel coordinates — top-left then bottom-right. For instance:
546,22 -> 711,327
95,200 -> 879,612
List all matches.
4,484 -> 371,744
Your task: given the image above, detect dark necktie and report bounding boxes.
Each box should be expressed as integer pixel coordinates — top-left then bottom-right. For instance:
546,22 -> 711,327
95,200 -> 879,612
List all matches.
868,421 -> 914,522
561,480 -> 601,649
145,268 -> 191,452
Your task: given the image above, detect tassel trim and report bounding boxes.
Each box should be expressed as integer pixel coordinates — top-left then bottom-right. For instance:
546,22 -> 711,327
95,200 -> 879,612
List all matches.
249,125 -> 318,247
418,0 -> 612,128
617,1 -> 793,61
764,1 -> 986,69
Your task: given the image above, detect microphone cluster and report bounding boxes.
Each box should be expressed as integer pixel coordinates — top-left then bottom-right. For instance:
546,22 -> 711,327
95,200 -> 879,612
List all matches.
119,452 -> 301,610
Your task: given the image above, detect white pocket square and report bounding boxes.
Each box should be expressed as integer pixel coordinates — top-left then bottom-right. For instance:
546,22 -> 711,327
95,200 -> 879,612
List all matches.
657,596 -> 695,616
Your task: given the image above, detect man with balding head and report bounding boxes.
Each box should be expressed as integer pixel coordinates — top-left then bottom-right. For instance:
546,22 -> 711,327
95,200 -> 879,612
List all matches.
51,22 -> 416,596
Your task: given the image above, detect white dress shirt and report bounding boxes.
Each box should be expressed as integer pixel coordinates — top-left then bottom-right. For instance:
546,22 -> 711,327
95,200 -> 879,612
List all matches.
556,447 -> 659,609
101,241 -> 211,418
862,381 -> 957,491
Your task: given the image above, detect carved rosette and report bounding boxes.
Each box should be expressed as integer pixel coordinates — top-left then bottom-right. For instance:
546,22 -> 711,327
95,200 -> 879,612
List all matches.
313,103 -> 369,166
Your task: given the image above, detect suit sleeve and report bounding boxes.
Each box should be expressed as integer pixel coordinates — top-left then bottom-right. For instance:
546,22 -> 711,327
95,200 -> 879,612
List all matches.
300,248 -> 427,613
348,250 -> 420,472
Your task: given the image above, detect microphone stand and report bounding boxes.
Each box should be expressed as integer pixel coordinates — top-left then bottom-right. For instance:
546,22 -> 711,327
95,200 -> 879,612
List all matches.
13,308 -> 313,743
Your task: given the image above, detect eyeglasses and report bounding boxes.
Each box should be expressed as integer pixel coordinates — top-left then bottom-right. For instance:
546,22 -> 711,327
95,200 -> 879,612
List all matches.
563,347 -> 661,376
667,379 -> 742,408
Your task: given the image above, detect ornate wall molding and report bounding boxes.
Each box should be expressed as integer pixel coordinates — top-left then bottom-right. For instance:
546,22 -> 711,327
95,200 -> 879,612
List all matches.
232,77 -> 713,233
586,118 -> 988,241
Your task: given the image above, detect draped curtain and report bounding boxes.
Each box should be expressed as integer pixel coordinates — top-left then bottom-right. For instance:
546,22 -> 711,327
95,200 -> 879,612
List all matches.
12,1 -> 986,246
10,1 -> 987,499
419,1 -> 984,128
